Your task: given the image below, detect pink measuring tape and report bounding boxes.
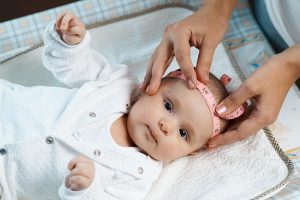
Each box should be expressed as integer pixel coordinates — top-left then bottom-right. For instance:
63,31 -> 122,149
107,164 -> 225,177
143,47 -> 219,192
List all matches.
167,70 -> 245,138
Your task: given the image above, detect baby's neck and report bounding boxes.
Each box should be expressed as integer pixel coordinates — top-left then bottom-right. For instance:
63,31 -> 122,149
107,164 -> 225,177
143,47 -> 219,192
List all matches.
111,115 -> 136,147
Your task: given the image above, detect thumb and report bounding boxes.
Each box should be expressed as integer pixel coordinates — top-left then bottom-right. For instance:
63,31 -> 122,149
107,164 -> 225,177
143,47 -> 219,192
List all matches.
65,174 -> 71,188
216,84 -> 253,116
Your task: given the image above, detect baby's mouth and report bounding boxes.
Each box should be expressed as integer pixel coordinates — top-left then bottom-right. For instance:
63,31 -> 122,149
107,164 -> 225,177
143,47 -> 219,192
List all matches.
146,125 -> 157,144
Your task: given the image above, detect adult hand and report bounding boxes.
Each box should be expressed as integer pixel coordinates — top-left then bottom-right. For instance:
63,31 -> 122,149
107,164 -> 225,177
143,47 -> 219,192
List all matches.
208,45 -> 300,149
142,0 -> 237,95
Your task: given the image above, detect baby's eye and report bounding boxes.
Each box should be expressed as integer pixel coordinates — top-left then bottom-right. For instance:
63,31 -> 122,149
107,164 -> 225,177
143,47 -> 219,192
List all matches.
164,99 -> 173,113
179,129 -> 188,140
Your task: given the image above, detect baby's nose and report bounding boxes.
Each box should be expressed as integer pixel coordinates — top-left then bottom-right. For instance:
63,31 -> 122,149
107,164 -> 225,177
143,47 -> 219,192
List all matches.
158,119 -> 173,135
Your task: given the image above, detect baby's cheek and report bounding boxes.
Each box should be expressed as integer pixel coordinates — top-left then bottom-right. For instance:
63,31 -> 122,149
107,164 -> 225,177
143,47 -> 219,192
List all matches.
156,144 -> 187,161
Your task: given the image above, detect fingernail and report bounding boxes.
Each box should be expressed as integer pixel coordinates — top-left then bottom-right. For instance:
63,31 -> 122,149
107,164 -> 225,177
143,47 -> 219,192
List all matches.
204,74 -> 209,83
188,79 -> 195,89
216,105 -> 227,115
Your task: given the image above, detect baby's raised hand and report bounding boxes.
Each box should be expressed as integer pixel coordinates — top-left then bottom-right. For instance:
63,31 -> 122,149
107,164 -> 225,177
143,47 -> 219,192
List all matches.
65,155 -> 95,191
55,12 -> 86,45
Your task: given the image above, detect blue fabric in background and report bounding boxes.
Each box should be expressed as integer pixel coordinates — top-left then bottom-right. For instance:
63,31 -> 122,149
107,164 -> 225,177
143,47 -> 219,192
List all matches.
250,0 -> 288,53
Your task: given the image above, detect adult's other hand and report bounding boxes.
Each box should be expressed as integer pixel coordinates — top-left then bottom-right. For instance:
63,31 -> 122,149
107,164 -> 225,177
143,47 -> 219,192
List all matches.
142,0 -> 237,95
208,45 -> 300,149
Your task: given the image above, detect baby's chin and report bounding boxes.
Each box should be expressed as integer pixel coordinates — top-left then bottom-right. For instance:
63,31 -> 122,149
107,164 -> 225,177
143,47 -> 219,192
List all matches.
138,141 -> 209,162
137,147 -> 170,162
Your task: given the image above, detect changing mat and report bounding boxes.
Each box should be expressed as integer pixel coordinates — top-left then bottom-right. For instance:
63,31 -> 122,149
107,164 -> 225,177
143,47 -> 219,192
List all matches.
0,5 -> 294,200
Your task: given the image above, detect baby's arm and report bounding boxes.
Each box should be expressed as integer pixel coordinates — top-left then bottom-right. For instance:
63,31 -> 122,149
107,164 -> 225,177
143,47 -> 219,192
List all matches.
58,155 -> 153,200
59,155 -> 117,200
42,12 -> 114,88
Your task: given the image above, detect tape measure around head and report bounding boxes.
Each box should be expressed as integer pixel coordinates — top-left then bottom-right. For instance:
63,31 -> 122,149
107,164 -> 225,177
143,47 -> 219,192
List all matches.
167,70 -> 221,137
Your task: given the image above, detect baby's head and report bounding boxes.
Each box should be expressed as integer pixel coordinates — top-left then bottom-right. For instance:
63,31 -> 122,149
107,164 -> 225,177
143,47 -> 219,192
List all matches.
127,70 -> 240,162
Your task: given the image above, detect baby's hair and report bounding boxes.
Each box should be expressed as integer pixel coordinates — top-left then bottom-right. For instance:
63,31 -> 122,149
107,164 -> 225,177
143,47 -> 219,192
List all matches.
206,73 -> 229,133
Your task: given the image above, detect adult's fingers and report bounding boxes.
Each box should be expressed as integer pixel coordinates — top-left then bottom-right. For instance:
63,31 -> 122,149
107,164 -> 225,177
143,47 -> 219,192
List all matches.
145,41 -> 173,95
146,63 -> 166,95
143,50 -> 174,95
216,83 -> 254,117
141,59 -> 154,91
208,113 -> 263,148
195,37 -> 217,84
173,35 -> 197,89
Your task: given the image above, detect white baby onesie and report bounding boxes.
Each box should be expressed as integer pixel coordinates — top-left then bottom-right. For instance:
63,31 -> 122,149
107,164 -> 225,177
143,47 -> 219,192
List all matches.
0,22 -> 162,200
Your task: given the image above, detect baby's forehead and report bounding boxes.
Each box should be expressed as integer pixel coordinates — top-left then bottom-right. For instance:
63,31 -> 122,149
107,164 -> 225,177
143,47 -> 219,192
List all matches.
160,77 -> 187,89
161,77 -> 199,97
160,77 -> 203,103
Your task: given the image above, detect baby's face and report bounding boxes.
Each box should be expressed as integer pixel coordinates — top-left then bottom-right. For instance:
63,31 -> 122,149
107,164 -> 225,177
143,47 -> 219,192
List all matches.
127,78 -> 212,161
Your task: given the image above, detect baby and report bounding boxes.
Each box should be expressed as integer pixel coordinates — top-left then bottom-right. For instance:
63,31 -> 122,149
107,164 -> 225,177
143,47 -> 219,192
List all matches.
0,12 -> 244,200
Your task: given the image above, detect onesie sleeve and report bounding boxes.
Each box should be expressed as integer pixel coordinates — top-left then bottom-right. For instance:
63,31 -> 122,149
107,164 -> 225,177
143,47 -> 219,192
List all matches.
42,21 -> 116,88
58,171 -> 118,200
58,170 -> 155,200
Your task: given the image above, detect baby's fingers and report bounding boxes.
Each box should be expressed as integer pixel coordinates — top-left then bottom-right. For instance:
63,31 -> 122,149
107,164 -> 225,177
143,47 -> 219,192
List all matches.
70,162 -> 94,179
60,12 -> 76,34
56,12 -> 81,32
68,155 -> 89,169
55,12 -> 65,29
208,113 -> 262,149
67,175 -> 90,191
68,25 -> 85,37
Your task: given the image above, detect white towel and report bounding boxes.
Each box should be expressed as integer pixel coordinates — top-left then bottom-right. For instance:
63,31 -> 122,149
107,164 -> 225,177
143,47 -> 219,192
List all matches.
146,132 -> 288,200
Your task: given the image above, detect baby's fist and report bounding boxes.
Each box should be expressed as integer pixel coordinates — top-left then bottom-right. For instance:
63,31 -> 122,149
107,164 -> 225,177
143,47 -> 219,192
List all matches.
65,155 -> 95,191
55,12 -> 86,45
